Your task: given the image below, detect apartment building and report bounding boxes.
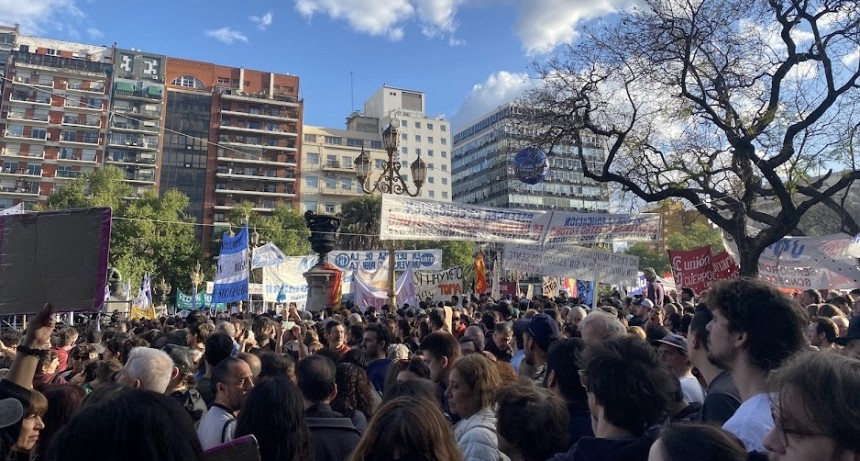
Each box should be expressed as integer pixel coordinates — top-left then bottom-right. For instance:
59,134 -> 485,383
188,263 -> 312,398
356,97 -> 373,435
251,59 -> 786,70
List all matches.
452,103 -> 609,212
361,85 -> 452,201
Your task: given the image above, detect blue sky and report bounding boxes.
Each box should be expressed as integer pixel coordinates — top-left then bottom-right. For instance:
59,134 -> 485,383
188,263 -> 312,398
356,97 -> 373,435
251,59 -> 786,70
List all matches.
2,0 -> 624,131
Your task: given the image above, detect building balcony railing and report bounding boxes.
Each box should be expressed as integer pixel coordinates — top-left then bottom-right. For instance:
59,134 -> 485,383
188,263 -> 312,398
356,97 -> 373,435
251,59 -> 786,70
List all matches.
0,149 -> 45,160
62,117 -> 102,129
12,51 -> 113,76
109,122 -> 160,134
6,112 -> 50,123
4,131 -> 48,142
216,150 -> 296,167
59,135 -> 101,146
0,184 -> 39,196
214,186 -> 296,198
220,91 -> 299,107
219,124 -> 298,137
58,150 -> 99,164
215,166 -> 296,182
8,94 -> 52,106
320,186 -> 358,197
321,161 -> 355,172
55,170 -> 84,180
105,153 -> 157,165
0,166 -> 42,178
62,82 -> 106,94
107,139 -> 157,150
113,89 -> 163,101
214,204 -> 276,213
11,76 -> 55,89
113,107 -> 162,119
125,172 -> 157,184
63,100 -> 103,111
220,109 -> 299,122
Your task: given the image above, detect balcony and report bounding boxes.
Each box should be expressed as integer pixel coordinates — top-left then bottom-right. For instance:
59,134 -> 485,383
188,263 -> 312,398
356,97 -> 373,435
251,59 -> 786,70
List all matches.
125,171 -> 157,184
0,183 -> 40,196
62,116 -> 101,129
220,124 -> 298,137
59,133 -> 101,147
320,186 -> 359,197
113,88 -> 163,102
63,82 -> 106,94
220,91 -> 299,107
58,149 -> 99,164
113,106 -> 162,119
107,137 -> 157,151
0,149 -> 45,160
63,100 -> 103,112
321,161 -> 355,172
6,111 -> 49,124
11,76 -> 54,89
12,51 -> 113,77
214,183 -> 296,198
9,92 -> 52,106
105,152 -> 156,166
216,150 -> 296,167
0,166 -> 42,178
214,202 -> 276,213
110,121 -> 160,134
215,166 -> 296,182
220,108 -> 298,122
4,131 -> 48,143
54,170 -> 84,180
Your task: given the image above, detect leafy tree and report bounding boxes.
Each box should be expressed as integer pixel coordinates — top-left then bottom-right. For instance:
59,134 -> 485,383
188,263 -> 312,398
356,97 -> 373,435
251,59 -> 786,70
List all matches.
526,0 -> 860,276
224,202 -> 310,256
42,166 -> 202,295
667,222 -> 723,254
625,243 -> 670,274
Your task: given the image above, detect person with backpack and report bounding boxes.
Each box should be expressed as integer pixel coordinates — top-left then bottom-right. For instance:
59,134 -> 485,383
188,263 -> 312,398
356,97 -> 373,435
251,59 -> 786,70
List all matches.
195,357 -> 254,450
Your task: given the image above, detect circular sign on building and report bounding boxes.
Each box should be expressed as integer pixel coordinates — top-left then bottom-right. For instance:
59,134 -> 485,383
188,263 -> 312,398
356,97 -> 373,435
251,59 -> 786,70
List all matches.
513,147 -> 549,185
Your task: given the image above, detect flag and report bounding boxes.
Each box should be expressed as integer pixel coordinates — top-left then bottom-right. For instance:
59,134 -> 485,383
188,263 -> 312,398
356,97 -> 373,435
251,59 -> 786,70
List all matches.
251,242 -> 288,268
473,249 -> 488,295
142,273 -> 152,307
0,203 -> 25,215
212,224 -> 250,304
490,259 -> 500,300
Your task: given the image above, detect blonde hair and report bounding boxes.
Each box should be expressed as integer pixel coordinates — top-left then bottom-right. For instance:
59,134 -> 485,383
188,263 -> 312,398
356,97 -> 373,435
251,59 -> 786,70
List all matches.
450,354 -> 502,417
627,326 -> 647,340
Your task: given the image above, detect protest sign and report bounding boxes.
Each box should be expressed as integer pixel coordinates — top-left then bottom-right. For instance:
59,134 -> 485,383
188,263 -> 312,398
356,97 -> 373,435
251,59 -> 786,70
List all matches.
380,195 -> 551,243
0,208 -> 111,314
503,242 -> 640,286
413,267 -> 464,303
722,233 -> 860,289
543,211 -> 660,245
176,289 -> 227,311
261,257 -> 316,309
668,246 -> 714,294
328,249 -> 442,272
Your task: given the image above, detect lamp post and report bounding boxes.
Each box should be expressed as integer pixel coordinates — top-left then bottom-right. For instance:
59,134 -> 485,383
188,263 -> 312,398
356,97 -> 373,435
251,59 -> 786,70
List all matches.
157,276 -> 171,314
355,114 -> 427,308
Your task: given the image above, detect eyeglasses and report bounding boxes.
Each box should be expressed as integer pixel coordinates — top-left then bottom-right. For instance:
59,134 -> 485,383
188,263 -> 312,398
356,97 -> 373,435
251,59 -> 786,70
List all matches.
770,406 -> 827,447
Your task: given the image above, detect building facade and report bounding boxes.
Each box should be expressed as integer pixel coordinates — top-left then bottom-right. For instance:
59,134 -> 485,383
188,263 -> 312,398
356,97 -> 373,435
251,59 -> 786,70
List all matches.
0,34 -> 112,209
452,103 -> 610,212
361,85 -> 452,201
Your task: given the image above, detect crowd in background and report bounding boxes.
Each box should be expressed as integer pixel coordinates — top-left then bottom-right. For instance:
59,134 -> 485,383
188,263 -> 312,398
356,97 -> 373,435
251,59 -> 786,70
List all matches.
0,277 -> 856,461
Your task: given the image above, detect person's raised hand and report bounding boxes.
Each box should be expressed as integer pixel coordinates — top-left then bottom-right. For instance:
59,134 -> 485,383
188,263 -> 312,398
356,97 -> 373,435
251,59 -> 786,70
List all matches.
24,304 -> 55,349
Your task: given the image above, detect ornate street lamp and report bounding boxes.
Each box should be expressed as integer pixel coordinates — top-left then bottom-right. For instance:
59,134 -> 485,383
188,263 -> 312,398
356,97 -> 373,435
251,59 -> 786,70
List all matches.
355,114 -> 426,308
190,261 -> 203,311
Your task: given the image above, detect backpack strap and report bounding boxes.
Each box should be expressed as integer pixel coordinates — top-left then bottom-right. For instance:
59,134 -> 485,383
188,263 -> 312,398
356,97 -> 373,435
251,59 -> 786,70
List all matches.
221,417 -> 236,443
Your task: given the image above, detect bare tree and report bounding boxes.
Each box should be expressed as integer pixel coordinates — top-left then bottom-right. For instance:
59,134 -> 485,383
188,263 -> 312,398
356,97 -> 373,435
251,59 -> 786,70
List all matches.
526,0 -> 860,276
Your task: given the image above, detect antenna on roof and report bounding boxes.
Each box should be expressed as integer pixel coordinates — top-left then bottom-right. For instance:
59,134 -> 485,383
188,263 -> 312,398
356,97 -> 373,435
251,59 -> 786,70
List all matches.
349,70 -> 355,113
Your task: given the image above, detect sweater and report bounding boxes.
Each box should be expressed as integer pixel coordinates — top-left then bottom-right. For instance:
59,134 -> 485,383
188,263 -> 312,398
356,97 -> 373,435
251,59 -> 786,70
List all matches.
452,407 -> 508,461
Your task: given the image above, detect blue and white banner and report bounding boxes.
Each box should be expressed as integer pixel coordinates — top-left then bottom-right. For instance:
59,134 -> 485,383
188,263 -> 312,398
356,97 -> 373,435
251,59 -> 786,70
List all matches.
212,225 -> 250,304
251,242 -> 288,269
329,249 -> 443,272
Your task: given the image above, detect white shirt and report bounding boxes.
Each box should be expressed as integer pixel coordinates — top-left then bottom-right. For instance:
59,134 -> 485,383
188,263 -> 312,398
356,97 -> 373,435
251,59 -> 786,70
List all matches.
197,404 -> 236,451
679,375 -> 705,404
722,393 -> 773,453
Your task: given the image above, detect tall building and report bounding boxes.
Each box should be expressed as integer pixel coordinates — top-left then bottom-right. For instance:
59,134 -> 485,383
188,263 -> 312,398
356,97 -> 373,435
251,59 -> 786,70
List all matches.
162,58 -> 303,231
452,103 -> 610,212
106,49 -> 166,197
361,85 -> 452,201
0,35 -> 112,209
300,118 -> 390,214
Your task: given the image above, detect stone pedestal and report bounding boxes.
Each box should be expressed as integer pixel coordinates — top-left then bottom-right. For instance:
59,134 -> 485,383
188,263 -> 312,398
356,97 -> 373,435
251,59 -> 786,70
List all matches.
303,265 -> 340,312
303,211 -> 342,312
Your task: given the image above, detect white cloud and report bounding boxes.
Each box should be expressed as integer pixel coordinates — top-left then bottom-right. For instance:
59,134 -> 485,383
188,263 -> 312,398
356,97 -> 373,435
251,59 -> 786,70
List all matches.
0,0 -> 85,34
295,0 -> 415,38
86,27 -> 103,39
205,27 -> 249,45
451,70 -> 537,130
250,11 -> 274,30
843,47 -> 860,66
515,0 -> 622,55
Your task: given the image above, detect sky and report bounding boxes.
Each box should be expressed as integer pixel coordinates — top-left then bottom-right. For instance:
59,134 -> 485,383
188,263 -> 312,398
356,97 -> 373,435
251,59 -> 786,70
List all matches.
0,0 -> 626,132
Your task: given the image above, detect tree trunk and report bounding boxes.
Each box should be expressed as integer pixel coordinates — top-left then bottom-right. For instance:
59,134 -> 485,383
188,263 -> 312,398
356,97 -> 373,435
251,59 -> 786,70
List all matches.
737,237 -> 763,278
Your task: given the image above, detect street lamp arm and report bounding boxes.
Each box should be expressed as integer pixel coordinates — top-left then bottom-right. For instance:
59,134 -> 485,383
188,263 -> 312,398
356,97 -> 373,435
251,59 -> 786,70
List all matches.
360,158 -> 422,196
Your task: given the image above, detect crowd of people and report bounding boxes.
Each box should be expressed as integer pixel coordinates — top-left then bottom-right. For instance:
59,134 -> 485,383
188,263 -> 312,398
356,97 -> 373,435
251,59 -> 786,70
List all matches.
0,276 -> 856,461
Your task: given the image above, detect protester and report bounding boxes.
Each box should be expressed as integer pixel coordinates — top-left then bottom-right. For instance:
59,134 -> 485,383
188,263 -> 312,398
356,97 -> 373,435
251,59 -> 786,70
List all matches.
419,331 -> 462,417
834,316 -> 860,360
115,347 -> 173,393
544,338 -> 593,445
162,345 -> 207,425
362,323 -> 393,395
648,423 -> 747,461
258,351 -> 296,383
349,396 -> 463,461
297,355 -> 361,461
52,328 -> 78,375
806,316 -> 839,351
324,321 -> 350,358
446,354 -> 504,461
705,279 -> 807,453
34,384 -> 84,460
234,376 -> 311,461
579,312 -> 626,346
486,323 -> 513,362
198,332 -> 235,406
687,305 -> 741,425
521,313 -> 559,385
495,383 -> 570,461
763,350 -> 860,460
331,363 -> 375,431
652,334 -> 704,404
196,357 -> 254,450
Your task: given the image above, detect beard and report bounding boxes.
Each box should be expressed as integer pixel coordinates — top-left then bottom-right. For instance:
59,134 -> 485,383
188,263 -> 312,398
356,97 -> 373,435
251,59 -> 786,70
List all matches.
706,347 -> 735,370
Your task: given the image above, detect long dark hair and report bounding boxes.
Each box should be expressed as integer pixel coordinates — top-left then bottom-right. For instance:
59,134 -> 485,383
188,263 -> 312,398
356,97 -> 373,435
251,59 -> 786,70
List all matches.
331,363 -> 374,419
234,376 -> 311,461
35,385 -> 86,460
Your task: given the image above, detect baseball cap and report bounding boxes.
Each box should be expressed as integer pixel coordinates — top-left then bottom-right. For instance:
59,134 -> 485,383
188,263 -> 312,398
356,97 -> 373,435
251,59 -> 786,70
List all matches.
0,398 -> 23,428
525,314 -> 560,351
634,299 -> 654,309
651,333 -> 689,354
834,316 -> 860,346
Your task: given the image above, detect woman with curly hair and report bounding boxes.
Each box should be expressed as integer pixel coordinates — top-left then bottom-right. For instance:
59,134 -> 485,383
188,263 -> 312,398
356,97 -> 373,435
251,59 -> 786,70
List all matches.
330,363 -> 374,431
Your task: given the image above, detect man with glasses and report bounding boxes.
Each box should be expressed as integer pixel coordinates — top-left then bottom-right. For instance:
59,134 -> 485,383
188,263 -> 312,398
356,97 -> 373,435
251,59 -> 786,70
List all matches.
196,357 -> 254,450
763,351 -> 859,460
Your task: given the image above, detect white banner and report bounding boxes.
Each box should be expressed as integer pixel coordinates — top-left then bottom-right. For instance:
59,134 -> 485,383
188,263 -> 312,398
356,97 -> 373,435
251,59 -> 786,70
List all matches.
251,242 -> 288,269
413,267 -> 464,303
380,195 -> 660,244
380,195 -> 551,243
846,233 -> 860,258
0,203 -> 26,215
723,233 -> 860,290
543,212 -> 661,245
503,243 -> 640,286
261,257 -> 316,308
353,266 -> 417,311
328,249 -> 443,271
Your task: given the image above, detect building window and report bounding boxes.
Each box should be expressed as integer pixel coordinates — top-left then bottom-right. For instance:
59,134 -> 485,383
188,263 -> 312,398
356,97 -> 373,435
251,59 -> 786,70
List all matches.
217,77 -> 230,84
441,125 -> 447,132
441,151 -> 447,158
305,176 -> 318,187
375,159 -> 385,169
428,137 -> 434,144
171,75 -> 206,89
442,191 -> 448,198
428,190 -> 435,198
31,128 -> 47,140
415,121 -> 421,128
341,178 -> 352,190
400,119 -> 407,127
428,176 -> 434,184
415,135 -> 421,142
442,177 -> 448,185
441,138 -> 447,145
370,140 -> 382,149
325,176 -> 336,188
346,138 -> 364,147
415,148 -> 421,155
441,165 -> 447,172
304,134 -> 317,143
428,163 -> 435,170
427,123 -> 434,130
324,136 -> 341,145
325,203 -> 335,213
304,201 -> 317,212
401,133 -> 407,141
401,147 -> 408,154
428,150 -> 434,157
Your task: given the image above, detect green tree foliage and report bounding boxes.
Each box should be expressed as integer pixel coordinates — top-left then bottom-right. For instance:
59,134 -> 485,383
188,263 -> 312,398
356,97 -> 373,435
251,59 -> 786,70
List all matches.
224,202 -> 310,256
667,222 -> 723,254
625,243 -> 670,274
42,166 -> 202,294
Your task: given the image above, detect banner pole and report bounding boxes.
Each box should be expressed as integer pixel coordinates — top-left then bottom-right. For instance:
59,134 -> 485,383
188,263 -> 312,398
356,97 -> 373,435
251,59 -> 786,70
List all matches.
592,258 -> 600,311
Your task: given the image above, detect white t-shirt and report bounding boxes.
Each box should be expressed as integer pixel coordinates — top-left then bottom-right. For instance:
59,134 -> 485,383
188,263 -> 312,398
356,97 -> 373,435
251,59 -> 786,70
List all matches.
722,393 -> 773,453
679,375 -> 705,404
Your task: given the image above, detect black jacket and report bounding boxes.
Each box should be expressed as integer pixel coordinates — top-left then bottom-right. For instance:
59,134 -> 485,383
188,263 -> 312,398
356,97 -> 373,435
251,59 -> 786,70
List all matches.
305,404 -> 361,461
